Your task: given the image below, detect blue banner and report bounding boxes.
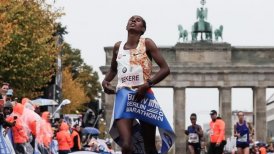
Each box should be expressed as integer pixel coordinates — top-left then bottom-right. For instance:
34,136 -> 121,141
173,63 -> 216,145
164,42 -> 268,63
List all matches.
109,88 -> 176,154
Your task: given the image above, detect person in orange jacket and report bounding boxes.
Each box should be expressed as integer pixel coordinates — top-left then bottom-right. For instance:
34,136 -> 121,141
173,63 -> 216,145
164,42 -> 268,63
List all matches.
208,110 -> 226,154
37,111 -> 54,154
6,103 -> 29,154
258,143 -> 267,154
56,122 -> 72,154
70,124 -> 81,152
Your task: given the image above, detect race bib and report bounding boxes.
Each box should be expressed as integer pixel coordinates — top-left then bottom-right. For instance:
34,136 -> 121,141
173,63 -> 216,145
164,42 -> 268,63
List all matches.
237,134 -> 248,142
118,65 -> 144,87
188,133 -> 199,143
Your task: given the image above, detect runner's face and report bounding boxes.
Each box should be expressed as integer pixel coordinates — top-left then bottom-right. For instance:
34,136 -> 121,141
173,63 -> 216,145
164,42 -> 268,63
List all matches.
190,116 -> 196,125
126,15 -> 145,34
238,112 -> 244,121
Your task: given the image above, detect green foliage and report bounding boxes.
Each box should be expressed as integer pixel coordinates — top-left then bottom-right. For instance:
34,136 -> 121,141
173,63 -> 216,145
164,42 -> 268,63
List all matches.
0,0 -> 62,98
62,43 -> 102,102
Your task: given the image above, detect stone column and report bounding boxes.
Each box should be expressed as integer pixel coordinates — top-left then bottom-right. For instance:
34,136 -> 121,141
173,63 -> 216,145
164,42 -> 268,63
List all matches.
173,87 -> 186,153
219,87 -> 232,137
253,87 -> 267,141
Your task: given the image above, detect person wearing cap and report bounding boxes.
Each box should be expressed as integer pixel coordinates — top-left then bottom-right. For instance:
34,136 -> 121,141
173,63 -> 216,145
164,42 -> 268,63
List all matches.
208,110 -> 226,154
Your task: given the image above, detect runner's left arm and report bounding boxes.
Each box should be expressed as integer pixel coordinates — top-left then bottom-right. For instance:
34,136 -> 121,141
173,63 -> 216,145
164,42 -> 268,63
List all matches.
197,125 -> 203,137
134,38 -> 170,101
145,38 -> 170,85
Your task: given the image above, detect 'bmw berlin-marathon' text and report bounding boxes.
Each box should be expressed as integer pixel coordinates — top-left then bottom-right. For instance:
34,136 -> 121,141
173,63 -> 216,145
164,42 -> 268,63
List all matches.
126,93 -> 164,122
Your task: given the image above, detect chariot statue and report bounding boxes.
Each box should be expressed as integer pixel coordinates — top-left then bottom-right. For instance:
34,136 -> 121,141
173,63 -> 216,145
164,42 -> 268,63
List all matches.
178,0 -> 224,43
191,0 -> 212,42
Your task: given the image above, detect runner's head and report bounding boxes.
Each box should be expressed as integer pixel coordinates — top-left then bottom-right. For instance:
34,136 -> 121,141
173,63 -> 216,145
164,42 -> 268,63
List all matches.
237,111 -> 244,122
126,15 -> 146,35
190,113 -> 197,125
210,110 -> 217,121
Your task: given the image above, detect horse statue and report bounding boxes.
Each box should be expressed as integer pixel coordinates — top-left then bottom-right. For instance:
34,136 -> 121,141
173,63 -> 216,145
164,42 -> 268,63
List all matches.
191,25 -> 197,41
178,24 -> 188,42
214,25 -> 223,41
205,25 -> 213,41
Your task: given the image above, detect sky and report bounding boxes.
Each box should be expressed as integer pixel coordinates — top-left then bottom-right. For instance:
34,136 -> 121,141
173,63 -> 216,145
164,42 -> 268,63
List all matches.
52,0 -> 274,128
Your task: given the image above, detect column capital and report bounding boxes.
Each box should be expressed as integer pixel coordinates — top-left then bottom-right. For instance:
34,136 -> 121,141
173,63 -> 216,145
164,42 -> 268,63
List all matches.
252,86 -> 267,90
218,86 -> 232,90
173,86 -> 186,90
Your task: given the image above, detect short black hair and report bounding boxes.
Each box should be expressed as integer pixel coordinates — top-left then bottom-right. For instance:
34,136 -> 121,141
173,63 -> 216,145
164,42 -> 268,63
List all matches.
141,17 -> 146,35
210,110 -> 217,115
190,113 -> 197,117
237,111 -> 244,116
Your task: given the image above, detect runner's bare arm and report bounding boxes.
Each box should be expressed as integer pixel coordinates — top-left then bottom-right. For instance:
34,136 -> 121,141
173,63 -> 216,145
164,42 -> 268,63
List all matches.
197,125 -> 203,137
102,41 -> 120,94
145,38 -> 170,85
233,124 -> 240,137
133,38 -> 170,101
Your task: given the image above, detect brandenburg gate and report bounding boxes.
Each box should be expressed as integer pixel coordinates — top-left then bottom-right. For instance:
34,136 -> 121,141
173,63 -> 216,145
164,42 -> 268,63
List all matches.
100,0 -> 274,153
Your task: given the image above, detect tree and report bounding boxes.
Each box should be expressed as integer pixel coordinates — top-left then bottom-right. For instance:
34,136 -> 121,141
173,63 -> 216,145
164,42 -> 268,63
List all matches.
75,64 -> 101,102
62,43 -> 83,77
0,0 -> 62,98
62,43 -> 102,102
61,67 -> 89,113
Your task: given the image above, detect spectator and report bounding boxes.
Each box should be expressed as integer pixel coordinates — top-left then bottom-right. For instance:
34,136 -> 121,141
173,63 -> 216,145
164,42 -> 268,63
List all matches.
6,112 -> 30,154
70,124 -> 81,152
1,82 -> 9,103
56,122 -> 72,154
39,111 -> 53,154
267,143 -> 274,153
259,143 -> 267,154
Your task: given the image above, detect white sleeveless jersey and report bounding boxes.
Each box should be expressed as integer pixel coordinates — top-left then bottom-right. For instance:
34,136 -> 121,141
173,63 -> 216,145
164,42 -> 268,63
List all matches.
116,38 -> 152,89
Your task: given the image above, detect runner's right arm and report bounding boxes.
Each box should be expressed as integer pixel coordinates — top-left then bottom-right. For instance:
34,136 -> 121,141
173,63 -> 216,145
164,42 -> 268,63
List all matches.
102,42 -> 121,94
233,124 -> 240,137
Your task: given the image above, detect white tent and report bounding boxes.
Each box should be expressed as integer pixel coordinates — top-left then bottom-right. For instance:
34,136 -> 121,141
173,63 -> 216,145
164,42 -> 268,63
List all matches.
31,98 -> 58,106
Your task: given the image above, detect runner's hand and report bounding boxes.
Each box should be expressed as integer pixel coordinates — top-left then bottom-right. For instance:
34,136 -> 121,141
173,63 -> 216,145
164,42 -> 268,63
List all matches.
216,142 -> 220,147
133,83 -> 150,102
195,126 -> 199,133
236,133 -> 241,137
102,80 -> 115,94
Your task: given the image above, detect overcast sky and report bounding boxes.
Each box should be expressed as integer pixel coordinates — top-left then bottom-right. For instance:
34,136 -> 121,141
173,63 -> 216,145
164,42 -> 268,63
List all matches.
53,0 -> 274,128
